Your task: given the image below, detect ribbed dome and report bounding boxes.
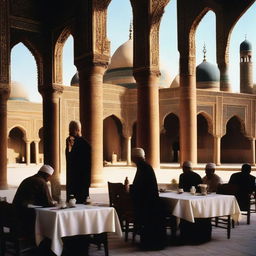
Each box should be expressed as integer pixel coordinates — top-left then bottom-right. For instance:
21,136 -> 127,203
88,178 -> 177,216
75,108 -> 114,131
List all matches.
196,61 -> 220,82
9,81 -> 29,101
108,39 -> 133,69
70,72 -> 79,86
240,39 -> 252,51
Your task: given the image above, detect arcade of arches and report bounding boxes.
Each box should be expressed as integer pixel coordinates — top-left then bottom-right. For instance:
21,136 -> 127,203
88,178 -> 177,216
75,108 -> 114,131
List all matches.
1,0 -> 256,201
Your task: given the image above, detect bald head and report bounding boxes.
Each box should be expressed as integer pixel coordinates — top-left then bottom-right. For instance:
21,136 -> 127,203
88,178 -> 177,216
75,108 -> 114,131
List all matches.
131,148 -> 145,163
69,120 -> 81,136
182,161 -> 192,173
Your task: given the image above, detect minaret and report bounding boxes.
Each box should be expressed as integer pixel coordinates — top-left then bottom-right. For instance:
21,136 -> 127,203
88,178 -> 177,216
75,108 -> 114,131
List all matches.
240,37 -> 253,94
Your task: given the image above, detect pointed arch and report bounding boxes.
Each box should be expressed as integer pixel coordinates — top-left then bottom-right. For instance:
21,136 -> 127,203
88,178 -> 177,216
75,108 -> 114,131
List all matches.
11,38 -> 44,89
7,127 -> 26,164
160,113 -> 180,163
221,116 -> 251,163
103,115 -> 125,162
197,113 -> 214,163
54,26 -> 73,84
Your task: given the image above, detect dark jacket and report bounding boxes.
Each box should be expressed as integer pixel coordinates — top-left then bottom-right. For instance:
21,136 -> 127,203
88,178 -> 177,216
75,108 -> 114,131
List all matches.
229,172 -> 256,210
66,136 -> 91,203
179,171 -> 202,192
13,173 -> 54,208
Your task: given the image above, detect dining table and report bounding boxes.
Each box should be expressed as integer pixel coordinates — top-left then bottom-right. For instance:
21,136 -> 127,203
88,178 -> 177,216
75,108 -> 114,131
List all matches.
159,191 -> 241,243
35,204 -> 122,256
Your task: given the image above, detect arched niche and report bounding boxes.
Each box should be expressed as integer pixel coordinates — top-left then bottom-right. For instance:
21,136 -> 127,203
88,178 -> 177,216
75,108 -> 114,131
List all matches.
11,42 -> 41,102
7,127 -> 26,164
197,113 -> 214,163
103,115 -> 124,162
221,116 -> 250,163
160,113 -> 180,163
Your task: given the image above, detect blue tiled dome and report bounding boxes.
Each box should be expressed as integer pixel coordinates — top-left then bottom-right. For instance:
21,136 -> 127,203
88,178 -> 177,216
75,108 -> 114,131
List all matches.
196,61 -> 220,82
70,72 -> 79,86
240,39 -> 252,51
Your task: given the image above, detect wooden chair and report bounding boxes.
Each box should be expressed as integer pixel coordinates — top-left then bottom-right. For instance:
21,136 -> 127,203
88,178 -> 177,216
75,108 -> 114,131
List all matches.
0,201 -> 36,256
107,182 -> 135,242
212,183 -> 238,239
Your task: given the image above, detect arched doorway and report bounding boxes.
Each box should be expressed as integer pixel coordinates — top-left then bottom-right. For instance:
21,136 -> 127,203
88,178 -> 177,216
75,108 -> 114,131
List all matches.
103,115 -> 124,162
7,127 -> 26,164
160,113 -> 179,163
197,113 -> 214,163
221,116 -> 250,163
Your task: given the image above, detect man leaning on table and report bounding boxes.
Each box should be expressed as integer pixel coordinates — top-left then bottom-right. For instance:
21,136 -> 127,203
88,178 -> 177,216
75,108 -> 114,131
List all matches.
12,165 -> 56,237
179,161 -> 202,192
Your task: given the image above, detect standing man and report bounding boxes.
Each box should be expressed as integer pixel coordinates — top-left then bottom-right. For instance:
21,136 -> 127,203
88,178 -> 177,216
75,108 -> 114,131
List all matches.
66,120 -> 91,203
130,148 -> 166,251
179,161 -> 202,192
202,163 -> 222,192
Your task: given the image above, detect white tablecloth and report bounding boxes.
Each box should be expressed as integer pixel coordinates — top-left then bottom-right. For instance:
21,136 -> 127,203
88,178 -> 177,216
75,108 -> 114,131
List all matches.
35,204 -> 122,256
160,192 -> 241,223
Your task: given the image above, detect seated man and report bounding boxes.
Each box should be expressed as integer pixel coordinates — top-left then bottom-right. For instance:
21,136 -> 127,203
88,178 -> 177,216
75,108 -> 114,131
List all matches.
228,163 -> 256,211
202,163 -> 222,192
179,161 -> 202,192
130,148 -> 166,251
12,165 -> 56,236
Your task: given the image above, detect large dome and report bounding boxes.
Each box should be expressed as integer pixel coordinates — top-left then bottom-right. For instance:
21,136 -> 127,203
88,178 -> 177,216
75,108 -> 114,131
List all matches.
70,72 -> 79,86
196,61 -> 220,90
196,61 -> 220,82
240,39 -> 252,52
9,81 -> 29,101
108,39 -> 133,69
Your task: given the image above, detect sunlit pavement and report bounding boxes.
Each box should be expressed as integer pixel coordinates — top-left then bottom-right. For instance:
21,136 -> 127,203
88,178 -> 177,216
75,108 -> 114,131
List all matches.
1,164 -> 256,256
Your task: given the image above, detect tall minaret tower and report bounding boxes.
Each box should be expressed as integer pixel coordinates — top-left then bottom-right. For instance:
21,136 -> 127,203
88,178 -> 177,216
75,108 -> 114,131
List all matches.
240,37 -> 253,93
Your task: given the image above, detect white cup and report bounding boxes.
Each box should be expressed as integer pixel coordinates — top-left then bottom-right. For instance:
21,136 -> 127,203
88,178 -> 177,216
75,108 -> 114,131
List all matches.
69,198 -> 76,207
178,188 -> 184,193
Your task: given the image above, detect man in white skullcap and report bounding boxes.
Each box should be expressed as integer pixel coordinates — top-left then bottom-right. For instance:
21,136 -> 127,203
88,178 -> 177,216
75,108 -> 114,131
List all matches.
12,165 -> 56,238
179,161 -> 202,192
13,164 -> 55,208
202,162 -> 222,192
130,148 -> 166,250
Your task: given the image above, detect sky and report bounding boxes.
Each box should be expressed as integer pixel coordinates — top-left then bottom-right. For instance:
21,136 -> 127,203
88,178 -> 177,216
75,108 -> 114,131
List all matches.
11,0 -> 256,102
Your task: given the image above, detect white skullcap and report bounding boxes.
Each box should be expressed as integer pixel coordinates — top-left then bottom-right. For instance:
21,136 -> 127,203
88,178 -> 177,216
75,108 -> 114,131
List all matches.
205,163 -> 216,169
131,148 -> 145,158
182,161 -> 192,168
39,165 -> 54,176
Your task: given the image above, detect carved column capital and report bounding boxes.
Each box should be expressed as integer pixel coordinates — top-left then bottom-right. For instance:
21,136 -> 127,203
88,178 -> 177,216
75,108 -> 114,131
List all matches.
38,83 -> 64,98
75,54 -> 109,72
0,83 -> 10,101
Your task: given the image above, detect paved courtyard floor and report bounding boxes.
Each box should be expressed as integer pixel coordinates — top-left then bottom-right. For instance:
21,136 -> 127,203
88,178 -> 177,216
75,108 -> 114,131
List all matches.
1,164 -> 256,256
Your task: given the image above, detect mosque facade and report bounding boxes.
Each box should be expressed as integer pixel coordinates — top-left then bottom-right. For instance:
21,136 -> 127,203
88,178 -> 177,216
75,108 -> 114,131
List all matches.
1,0 -> 256,199
7,36 -> 256,169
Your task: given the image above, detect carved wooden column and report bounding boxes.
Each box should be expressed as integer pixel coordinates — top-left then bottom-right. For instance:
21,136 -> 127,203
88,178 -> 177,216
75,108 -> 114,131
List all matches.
74,0 -> 110,187
213,136 -> 221,166
131,0 -> 170,169
177,1 -> 197,165
0,0 -> 10,189
39,84 -> 63,200
25,141 -> 31,165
